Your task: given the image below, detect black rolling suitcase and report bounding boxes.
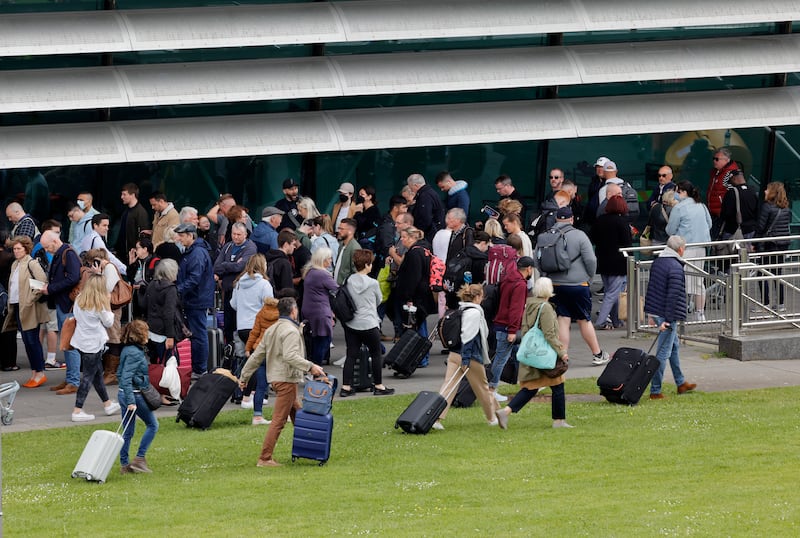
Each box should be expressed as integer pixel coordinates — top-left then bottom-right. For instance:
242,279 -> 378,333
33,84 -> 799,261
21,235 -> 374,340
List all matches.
451,377 -> 476,408
597,340 -> 659,405
176,372 -> 237,429
352,344 -> 374,392
385,329 -> 434,378
395,368 -> 468,434
207,327 -> 224,371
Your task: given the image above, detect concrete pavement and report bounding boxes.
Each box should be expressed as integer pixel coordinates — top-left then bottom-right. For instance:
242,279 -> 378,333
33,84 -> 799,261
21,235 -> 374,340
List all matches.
5,320 -> 800,434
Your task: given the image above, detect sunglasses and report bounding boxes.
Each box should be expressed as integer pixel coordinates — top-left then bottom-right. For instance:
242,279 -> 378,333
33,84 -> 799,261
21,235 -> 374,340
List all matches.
658,174 -> 669,178
549,176 -> 562,179
713,157 -> 725,161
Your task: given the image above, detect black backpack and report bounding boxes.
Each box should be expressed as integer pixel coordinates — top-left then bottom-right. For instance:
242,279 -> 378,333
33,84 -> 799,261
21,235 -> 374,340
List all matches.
620,182 -> 641,220
329,277 -> 357,322
443,250 -> 472,292
437,308 -> 463,352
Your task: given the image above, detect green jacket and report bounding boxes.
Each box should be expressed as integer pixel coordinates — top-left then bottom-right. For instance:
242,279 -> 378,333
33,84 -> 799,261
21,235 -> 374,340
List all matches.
517,296 -> 566,386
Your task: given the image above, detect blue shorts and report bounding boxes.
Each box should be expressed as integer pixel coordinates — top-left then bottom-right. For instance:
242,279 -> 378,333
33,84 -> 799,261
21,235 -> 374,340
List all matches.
552,284 -> 592,321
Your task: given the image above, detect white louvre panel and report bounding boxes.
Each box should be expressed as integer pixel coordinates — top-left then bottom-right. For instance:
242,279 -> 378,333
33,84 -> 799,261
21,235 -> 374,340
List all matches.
7,35 -> 800,113
2,87 -> 800,168
0,11 -> 129,56
120,57 -> 341,106
120,4 -> 344,51
568,88 -> 800,138
0,124 -> 125,168
328,101 -> 576,150
333,47 -> 578,95
4,1 -> 800,57
572,34 -> 800,83
333,0 -> 581,40
0,68 -> 128,113
580,0 -> 800,30
117,113 -> 339,162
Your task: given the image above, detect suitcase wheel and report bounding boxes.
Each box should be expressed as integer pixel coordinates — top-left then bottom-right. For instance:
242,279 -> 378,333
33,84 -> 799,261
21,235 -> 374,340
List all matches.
394,422 -> 399,429
85,474 -> 93,481
71,471 -> 78,478
319,460 -> 326,467
292,456 -> 297,462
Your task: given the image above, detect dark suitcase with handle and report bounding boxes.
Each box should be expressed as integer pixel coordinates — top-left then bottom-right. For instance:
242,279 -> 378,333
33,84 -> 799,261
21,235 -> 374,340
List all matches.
352,344 -> 374,392
385,329 -> 434,378
291,410 -> 334,466
207,327 -> 224,371
597,341 -> 659,405
395,368 -> 468,434
176,372 -> 237,429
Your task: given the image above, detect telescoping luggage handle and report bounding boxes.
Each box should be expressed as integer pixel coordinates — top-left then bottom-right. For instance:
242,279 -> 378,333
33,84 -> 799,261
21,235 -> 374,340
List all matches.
116,408 -> 137,436
438,366 -> 470,401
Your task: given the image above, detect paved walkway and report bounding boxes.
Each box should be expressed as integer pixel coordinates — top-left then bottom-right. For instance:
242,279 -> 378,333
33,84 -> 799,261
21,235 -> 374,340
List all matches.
5,321 -> 800,434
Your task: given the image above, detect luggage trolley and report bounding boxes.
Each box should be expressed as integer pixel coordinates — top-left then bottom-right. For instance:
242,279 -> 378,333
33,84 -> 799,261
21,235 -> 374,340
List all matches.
0,380 -> 21,425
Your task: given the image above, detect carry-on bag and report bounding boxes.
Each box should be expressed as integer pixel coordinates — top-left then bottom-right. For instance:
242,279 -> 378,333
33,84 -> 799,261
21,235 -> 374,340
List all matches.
451,377 -> 476,408
207,327 -> 224,371
176,371 -> 237,429
597,339 -> 659,405
352,344 -> 374,392
395,367 -> 468,434
72,409 -> 135,483
301,374 -> 338,415
291,409 -> 334,466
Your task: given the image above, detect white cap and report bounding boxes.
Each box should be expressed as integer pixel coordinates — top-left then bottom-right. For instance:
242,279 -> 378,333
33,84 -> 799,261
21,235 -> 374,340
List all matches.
594,156 -> 610,167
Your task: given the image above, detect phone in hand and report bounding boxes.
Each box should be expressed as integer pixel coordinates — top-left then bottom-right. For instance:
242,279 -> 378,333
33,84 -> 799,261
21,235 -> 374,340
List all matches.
482,205 -> 501,219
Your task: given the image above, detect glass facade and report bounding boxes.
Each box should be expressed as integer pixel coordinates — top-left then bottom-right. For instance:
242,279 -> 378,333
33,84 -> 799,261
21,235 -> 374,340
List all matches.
0,2 -> 797,234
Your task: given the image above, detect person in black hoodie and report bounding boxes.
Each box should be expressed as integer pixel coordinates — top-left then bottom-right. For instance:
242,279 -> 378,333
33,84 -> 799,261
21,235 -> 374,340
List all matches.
142,258 -> 181,363
394,227 -> 436,367
264,229 -> 296,294
407,174 -> 444,243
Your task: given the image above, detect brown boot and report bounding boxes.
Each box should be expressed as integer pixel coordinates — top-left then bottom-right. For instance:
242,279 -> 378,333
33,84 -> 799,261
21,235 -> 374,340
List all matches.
129,456 -> 152,473
55,383 -> 78,395
120,464 -> 133,474
50,381 -> 68,392
103,354 -> 120,385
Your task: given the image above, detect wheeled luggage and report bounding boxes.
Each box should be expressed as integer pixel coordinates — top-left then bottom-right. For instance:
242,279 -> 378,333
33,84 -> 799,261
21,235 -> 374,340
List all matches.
176,371 -> 237,429
597,341 -> 659,405
72,410 -> 134,483
207,327 -> 224,371
385,329 -> 434,378
301,374 -> 338,415
395,368 -> 468,434
352,344 -> 373,392
291,409 -> 334,466
451,377 -> 476,408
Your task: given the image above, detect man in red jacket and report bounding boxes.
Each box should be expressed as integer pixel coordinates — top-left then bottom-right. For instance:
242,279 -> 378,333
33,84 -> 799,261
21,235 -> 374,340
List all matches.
707,147 -> 739,238
488,256 -> 534,402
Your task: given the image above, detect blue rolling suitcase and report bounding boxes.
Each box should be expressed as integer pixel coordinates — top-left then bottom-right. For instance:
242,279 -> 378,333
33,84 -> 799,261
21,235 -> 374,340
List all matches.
292,410 -> 334,466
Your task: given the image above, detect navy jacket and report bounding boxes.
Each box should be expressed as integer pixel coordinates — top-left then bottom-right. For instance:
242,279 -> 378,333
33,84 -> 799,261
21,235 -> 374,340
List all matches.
47,244 -> 81,313
644,247 -> 686,322
177,238 -> 215,310
411,185 -> 444,243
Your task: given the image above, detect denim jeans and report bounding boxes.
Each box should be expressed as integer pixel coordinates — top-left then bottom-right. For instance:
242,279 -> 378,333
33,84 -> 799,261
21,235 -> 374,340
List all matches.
56,305 -> 81,386
489,330 -> 517,389
417,319 -> 430,367
75,350 -> 109,409
184,308 -> 209,374
15,308 -> 45,372
595,275 -> 626,327
650,316 -> 685,395
252,362 -> 268,416
117,390 -> 159,465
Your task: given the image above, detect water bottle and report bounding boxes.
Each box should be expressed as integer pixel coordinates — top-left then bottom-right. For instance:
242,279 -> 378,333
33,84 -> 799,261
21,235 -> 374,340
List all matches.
464,271 -> 472,285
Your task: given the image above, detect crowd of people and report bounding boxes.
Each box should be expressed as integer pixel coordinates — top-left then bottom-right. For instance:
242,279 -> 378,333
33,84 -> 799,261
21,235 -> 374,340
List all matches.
0,146 -> 793,468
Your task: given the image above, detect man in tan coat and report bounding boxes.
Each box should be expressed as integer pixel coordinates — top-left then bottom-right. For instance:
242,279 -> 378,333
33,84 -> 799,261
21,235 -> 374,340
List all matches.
240,297 -> 324,467
149,191 -> 180,248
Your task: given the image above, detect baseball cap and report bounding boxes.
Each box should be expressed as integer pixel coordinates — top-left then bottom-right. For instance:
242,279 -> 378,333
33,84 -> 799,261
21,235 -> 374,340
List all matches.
338,182 -> 355,195
516,256 -> 536,269
174,223 -> 197,234
556,206 -> 573,220
594,156 -> 610,167
603,160 -> 617,172
282,178 -> 298,189
262,206 -> 285,218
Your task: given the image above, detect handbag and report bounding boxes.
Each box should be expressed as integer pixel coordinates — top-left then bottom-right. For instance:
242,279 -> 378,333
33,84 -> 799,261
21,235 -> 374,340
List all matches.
540,357 -> 569,378
517,304 -> 557,369
377,264 -> 392,304
141,383 -> 163,411
301,374 -> 339,415
174,310 -> 192,342
59,316 -> 76,351
110,266 -> 133,309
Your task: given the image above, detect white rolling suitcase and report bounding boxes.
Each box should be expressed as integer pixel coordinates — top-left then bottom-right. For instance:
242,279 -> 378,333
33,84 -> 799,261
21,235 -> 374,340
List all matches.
72,410 -> 134,483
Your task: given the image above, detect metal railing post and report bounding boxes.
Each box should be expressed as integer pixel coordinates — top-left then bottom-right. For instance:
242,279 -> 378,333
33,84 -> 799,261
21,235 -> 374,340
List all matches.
626,254 -> 637,338
730,267 -> 742,338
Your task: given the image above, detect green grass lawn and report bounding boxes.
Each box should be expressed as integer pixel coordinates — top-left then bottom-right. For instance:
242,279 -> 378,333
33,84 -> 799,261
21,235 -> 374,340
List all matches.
4,380 -> 800,536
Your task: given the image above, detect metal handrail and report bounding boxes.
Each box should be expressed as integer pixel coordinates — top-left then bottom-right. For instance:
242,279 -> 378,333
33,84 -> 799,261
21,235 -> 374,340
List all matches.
620,234 -> 800,256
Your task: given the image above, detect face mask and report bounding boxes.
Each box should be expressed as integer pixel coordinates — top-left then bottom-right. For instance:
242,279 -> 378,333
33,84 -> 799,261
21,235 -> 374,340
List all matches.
76,200 -> 86,210
356,195 -> 365,204
177,243 -> 186,253
339,194 -> 349,204
675,193 -> 685,202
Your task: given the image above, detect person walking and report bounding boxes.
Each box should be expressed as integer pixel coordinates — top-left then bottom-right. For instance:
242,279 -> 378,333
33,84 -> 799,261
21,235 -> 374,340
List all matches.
117,320 -> 159,474
239,297 -> 324,467
2,235 -> 49,388
495,277 -> 572,429
432,284 -> 498,430
644,235 -> 697,400
338,249 -> 395,397
70,274 -> 122,421
591,195 -> 632,330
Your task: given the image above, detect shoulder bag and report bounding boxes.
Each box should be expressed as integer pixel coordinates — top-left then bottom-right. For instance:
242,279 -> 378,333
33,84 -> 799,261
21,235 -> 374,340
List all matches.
517,304 -> 557,369
141,383 -> 163,410
109,265 -> 133,309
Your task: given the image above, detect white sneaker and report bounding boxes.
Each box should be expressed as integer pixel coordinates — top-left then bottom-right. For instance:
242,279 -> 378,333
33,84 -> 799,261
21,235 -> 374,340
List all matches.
104,402 -> 121,416
431,421 -> 444,431
252,416 -> 271,425
493,392 -> 508,402
553,421 -> 575,429
263,398 -> 269,405
71,411 -> 95,422
592,351 -> 610,366
333,356 -> 346,367
487,419 -> 499,427
241,398 -> 254,409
